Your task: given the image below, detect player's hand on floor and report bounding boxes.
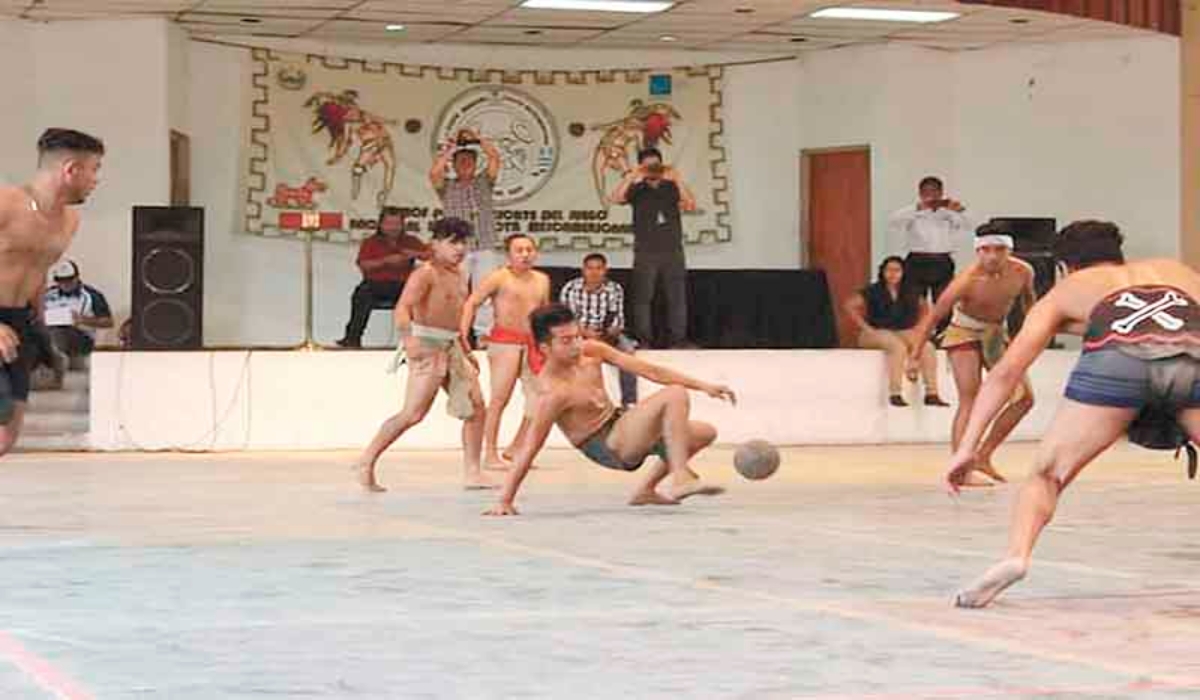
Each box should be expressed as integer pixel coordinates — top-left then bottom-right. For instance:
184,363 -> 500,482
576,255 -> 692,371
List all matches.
944,450 -> 976,495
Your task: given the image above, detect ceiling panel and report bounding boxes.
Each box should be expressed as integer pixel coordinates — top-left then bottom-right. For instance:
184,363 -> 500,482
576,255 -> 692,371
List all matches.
0,0 -> 1162,52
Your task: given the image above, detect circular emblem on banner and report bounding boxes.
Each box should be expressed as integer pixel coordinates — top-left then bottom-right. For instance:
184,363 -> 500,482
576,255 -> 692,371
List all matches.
434,86 -> 559,206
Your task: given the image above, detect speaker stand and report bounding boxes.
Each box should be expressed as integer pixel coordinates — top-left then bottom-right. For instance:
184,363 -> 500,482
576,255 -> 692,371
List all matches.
298,232 -> 322,352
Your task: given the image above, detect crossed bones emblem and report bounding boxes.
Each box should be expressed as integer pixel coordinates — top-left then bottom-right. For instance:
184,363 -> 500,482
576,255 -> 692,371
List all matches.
1111,290 -> 1188,334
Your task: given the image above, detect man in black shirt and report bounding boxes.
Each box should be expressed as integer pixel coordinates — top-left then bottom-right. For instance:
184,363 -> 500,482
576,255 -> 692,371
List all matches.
611,148 -> 696,348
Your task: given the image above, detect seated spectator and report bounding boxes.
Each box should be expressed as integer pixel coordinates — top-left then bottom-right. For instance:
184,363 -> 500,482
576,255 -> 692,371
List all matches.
559,253 -> 638,407
43,259 -> 113,370
844,256 -> 948,407
336,207 -> 429,348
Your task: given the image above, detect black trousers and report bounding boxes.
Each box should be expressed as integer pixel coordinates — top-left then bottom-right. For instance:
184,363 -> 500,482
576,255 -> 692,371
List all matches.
631,251 -> 688,348
904,253 -> 954,333
342,280 -> 403,345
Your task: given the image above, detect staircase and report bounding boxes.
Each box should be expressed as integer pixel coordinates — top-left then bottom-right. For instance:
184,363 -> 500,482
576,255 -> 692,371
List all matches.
20,359 -> 90,452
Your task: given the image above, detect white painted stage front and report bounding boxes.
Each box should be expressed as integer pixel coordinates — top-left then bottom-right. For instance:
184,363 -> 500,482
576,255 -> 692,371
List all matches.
88,349 -> 1079,452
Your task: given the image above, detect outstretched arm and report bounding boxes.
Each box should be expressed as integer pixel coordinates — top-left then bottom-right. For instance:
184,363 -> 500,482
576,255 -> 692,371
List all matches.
458,271 -> 503,340
583,340 -> 735,404
909,269 -> 972,359
480,136 -> 502,182
484,395 -> 563,515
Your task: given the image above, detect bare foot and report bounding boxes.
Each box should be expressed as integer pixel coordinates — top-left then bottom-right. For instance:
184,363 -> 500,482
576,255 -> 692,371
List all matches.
463,473 -> 498,490
668,479 -> 726,501
960,472 -> 996,488
974,461 -> 1008,483
484,455 -> 512,472
352,462 -> 386,493
954,557 -> 1028,608
628,491 -> 679,506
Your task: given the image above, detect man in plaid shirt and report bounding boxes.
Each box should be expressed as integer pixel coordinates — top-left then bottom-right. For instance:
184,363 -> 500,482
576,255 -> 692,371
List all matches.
560,253 -> 638,406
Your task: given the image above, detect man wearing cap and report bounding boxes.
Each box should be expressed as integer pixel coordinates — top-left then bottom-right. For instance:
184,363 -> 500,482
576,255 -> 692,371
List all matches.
42,259 -> 113,367
909,223 -> 1037,485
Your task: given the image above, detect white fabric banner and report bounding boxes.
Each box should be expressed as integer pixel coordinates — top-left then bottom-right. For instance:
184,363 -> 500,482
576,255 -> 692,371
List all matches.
242,49 -> 732,250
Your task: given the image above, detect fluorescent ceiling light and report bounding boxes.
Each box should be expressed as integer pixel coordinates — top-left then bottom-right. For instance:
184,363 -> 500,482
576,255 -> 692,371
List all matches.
520,0 -> 674,13
385,24 -> 406,31
809,7 -> 959,23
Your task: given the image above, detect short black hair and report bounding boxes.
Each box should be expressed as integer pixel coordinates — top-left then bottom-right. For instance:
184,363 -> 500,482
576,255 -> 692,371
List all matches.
505,233 -> 535,252
37,128 -> 104,163
430,216 -> 473,242
918,176 -> 943,190
637,147 -> 663,164
1054,220 -> 1125,269
531,303 -> 576,345
876,255 -> 905,284
583,253 -> 607,266
376,206 -> 404,235
453,148 -> 478,162
975,220 -> 1013,238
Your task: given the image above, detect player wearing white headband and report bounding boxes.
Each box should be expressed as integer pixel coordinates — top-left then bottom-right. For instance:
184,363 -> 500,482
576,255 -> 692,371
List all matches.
910,222 -> 1037,485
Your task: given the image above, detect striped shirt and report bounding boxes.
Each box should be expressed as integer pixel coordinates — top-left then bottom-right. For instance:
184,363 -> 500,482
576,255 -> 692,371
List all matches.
560,278 -> 625,332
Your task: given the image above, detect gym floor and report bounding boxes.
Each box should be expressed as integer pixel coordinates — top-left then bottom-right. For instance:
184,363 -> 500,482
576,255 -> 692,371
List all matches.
1,443 -> 1198,699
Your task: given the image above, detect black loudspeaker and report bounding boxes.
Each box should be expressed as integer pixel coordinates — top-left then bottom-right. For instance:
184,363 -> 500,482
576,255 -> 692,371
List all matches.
131,206 -> 204,349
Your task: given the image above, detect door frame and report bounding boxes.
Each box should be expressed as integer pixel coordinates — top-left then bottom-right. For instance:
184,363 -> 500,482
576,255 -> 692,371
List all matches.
799,145 -> 871,268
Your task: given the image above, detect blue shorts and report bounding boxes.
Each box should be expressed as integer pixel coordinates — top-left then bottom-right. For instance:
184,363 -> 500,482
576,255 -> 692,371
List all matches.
1064,347 -> 1200,409
577,409 -> 668,472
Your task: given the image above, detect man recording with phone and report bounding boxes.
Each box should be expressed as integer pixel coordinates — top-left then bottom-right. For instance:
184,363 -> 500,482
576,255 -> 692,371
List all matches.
888,176 -> 973,336
429,127 -> 502,344
610,148 -> 696,349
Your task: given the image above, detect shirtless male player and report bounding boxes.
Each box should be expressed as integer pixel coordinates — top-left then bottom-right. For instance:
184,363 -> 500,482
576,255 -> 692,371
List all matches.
459,234 -> 550,470
353,217 -> 490,492
483,303 -> 735,516
0,128 -> 104,454
948,220 -> 1200,607
911,223 -> 1037,484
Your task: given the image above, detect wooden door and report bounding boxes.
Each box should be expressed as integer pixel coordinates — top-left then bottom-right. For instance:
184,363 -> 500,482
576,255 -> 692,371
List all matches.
804,148 -> 871,348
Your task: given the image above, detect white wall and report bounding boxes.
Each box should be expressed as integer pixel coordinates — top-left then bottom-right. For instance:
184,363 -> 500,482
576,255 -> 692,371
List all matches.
797,37 -> 1180,271
953,37 -> 1180,261
89,348 -> 1077,451
29,19 -> 174,325
797,44 -> 958,264
0,20 -> 36,185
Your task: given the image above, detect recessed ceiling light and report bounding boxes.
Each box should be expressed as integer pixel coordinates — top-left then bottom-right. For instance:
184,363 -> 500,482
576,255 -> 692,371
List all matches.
809,7 -> 959,23
520,0 -> 674,13
659,34 -> 678,42
240,17 -> 261,24
385,24 -> 406,31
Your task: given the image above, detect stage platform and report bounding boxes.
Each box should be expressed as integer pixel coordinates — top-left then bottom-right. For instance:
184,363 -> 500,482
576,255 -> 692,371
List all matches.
88,348 -> 1078,452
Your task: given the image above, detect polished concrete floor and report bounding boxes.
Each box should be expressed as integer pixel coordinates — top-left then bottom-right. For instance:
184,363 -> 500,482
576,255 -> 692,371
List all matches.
1,442 -> 1198,699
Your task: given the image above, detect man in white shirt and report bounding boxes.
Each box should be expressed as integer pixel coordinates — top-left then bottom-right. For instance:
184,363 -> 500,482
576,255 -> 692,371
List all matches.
888,176 -> 973,333
42,260 -> 113,367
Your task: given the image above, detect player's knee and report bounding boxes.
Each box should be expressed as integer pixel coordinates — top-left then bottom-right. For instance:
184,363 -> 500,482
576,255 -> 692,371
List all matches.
693,421 -> 717,448
663,384 -> 689,406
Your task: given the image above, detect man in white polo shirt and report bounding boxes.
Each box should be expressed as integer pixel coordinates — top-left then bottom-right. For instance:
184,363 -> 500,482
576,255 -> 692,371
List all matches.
42,260 -> 113,367
889,176 -> 973,336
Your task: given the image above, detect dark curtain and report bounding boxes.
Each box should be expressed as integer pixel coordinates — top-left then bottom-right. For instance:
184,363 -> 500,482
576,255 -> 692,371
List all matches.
544,268 -> 836,349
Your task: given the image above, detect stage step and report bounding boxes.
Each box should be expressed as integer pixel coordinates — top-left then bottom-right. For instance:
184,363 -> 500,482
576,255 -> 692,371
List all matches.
21,364 -> 90,452
15,432 -> 89,452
